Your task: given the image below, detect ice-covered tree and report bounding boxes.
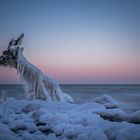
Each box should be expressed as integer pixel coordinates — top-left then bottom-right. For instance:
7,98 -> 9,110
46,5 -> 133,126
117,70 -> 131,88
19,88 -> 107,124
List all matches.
0,34 -> 73,103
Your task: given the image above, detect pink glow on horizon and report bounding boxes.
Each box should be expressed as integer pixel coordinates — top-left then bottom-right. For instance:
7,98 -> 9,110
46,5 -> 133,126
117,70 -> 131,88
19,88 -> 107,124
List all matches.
0,50 -> 140,84
0,67 -> 19,84
42,62 -> 140,83
0,61 -> 140,84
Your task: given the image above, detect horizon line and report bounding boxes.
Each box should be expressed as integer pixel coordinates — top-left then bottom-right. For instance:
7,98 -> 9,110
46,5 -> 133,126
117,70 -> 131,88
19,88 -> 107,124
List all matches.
0,83 -> 140,86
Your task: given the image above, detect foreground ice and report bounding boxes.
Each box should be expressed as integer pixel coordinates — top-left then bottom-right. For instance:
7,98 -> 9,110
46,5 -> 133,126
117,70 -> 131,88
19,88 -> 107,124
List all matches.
0,94 -> 140,140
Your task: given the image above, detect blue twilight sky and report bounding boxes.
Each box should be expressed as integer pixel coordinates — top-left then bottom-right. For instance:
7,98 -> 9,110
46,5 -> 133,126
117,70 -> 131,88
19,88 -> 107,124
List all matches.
0,0 -> 140,84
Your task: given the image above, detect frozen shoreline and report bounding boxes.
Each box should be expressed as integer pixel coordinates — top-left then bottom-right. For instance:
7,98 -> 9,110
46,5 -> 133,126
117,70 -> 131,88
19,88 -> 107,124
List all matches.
1,84 -> 140,114
0,94 -> 140,140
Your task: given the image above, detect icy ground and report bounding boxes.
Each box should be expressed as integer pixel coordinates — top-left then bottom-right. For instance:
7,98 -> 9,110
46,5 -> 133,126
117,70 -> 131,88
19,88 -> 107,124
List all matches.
0,94 -> 140,140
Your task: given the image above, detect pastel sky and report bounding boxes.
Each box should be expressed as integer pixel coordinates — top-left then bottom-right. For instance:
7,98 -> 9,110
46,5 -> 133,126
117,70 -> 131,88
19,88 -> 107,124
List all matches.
0,0 -> 140,84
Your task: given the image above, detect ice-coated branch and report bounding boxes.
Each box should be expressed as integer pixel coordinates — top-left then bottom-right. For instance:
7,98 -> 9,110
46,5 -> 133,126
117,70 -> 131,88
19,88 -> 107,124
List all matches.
8,33 -> 24,49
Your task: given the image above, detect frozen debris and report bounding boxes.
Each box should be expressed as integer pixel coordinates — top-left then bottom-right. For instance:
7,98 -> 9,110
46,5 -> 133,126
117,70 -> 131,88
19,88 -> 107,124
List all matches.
22,103 -> 41,113
94,94 -> 119,109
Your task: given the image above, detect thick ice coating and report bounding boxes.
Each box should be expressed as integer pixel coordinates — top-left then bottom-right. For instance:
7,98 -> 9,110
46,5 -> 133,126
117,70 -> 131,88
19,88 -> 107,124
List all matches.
17,47 -> 73,103
0,34 -> 73,103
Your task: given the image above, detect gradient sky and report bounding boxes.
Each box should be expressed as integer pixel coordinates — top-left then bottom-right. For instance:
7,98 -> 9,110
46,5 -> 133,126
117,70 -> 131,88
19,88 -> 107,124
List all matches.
0,0 -> 140,84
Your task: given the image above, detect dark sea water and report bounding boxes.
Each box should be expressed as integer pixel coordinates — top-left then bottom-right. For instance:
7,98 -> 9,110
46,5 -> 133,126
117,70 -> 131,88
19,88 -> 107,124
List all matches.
0,84 -> 140,113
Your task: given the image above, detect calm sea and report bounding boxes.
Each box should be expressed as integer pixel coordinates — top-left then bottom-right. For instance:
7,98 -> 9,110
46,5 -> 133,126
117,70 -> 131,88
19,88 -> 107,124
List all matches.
0,84 -> 140,113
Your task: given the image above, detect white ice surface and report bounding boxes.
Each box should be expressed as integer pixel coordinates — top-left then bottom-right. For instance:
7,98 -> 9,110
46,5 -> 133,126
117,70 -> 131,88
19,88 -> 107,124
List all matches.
0,94 -> 140,140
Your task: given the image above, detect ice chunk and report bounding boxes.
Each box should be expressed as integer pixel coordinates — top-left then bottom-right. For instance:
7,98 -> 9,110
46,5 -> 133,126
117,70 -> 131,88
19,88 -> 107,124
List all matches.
92,108 -> 129,122
94,94 -> 119,109
130,110 -> 140,123
62,92 -> 74,103
32,109 -> 45,121
93,108 -> 140,123
10,120 -> 27,132
22,103 -> 41,113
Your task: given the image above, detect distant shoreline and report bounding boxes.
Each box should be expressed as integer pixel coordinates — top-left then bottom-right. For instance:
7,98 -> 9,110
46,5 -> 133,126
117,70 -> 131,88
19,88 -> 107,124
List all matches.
0,84 -> 140,86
